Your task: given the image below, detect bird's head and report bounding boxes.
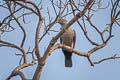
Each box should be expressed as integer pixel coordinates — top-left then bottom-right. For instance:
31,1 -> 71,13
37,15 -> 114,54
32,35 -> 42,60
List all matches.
56,18 -> 68,26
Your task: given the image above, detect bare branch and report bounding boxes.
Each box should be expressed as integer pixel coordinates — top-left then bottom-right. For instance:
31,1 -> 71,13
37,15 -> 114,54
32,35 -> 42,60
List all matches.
42,0 -> 93,64
6,63 -> 35,80
6,1 -> 27,63
6,71 -> 27,80
77,20 -> 99,46
0,0 -> 120,80
88,43 -> 106,56
49,44 -> 88,57
0,39 -> 26,59
93,54 -> 120,64
50,0 -> 57,16
32,1 -> 94,79
34,16 -> 43,62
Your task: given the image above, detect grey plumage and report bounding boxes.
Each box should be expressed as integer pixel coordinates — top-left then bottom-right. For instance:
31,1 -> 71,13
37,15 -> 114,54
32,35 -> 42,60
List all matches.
57,18 -> 76,67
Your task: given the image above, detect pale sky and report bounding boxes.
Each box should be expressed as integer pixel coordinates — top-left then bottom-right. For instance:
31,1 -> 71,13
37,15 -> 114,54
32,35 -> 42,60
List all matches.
0,0 -> 120,80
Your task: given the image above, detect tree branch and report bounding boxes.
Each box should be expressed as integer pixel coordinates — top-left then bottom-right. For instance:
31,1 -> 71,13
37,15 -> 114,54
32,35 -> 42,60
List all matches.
6,1 -> 27,63
6,63 -> 35,80
48,44 -> 88,57
32,0 -> 93,80
93,54 -> 120,64
0,40 -> 26,57
6,71 -> 27,80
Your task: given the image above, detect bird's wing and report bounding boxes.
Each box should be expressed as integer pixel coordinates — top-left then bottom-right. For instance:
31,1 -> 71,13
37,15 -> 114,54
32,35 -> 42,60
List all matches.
73,29 -> 76,48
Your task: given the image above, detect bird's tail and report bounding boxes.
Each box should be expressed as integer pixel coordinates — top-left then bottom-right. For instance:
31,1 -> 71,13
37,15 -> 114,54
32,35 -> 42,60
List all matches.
65,57 -> 72,67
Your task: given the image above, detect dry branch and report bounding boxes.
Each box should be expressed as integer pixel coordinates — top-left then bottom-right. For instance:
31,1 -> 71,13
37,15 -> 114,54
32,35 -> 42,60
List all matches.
55,44 -> 88,57
32,0 -> 94,80
93,54 -> 120,64
0,0 -> 120,80
6,1 -> 27,63
6,63 -> 35,80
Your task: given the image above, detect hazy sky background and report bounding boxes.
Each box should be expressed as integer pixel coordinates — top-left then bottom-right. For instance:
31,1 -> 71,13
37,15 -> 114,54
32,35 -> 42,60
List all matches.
0,0 -> 120,80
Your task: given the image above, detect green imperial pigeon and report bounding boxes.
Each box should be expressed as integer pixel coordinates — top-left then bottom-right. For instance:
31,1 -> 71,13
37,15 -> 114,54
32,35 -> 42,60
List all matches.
57,18 -> 76,67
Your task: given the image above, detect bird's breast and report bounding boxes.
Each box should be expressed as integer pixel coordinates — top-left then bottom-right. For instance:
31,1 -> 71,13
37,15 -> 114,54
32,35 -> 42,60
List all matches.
61,30 -> 74,46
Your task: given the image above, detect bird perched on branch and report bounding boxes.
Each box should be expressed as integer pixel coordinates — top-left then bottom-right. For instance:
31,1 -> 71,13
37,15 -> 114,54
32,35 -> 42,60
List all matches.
57,18 -> 76,67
